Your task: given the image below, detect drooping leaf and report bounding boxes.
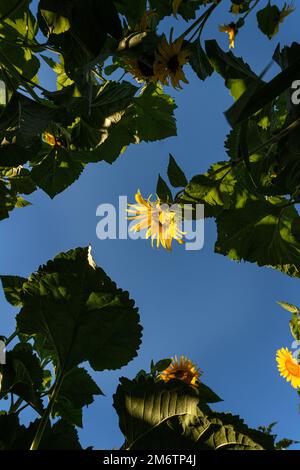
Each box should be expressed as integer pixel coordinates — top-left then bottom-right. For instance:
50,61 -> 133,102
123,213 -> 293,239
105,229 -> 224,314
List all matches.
113,373 -> 274,450
156,174 -> 173,202
168,154 -> 188,188
113,374 -> 202,449
189,40 -> 214,81
256,3 -> 280,39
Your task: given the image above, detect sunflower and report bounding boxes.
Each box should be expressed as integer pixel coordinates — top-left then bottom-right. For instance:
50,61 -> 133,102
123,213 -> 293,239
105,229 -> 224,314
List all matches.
153,35 -> 191,89
124,56 -> 156,84
219,23 -> 236,48
276,347 -> 300,389
42,132 -> 65,147
159,356 -> 202,387
127,190 -> 185,251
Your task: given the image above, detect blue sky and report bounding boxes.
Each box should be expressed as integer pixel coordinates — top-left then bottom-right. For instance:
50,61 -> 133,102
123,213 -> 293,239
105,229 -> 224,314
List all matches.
1,1 -> 299,449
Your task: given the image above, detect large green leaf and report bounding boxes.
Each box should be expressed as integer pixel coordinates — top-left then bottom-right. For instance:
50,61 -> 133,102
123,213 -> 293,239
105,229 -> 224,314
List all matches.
38,0 -> 122,74
113,374 -> 202,449
16,247 -> 142,372
215,198 -> 300,277
30,146 -> 84,198
81,85 -> 177,164
127,84 -> 177,143
113,373 -> 274,450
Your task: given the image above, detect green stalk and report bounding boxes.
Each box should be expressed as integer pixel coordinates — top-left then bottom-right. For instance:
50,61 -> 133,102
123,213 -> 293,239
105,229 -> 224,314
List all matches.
5,329 -> 19,346
30,372 -> 64,451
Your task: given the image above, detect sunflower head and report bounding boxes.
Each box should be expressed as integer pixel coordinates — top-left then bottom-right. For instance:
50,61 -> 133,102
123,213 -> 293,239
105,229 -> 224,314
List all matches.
276,347 -> 300,389
42,132 -> 65,147
153,35 -> 191,89
159,356 -> 202,387
127,190 -> 186,251
219,23 -> 236,49
124,55 -> 156,84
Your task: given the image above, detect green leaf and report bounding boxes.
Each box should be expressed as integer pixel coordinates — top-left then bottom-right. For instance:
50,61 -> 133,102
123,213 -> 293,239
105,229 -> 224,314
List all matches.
0,343 -> 43,410
215,198 -> 300,277
0,1 -> 37,41
128,85 -> 177,143
167,154 -> 188,188
40,0 -> 72,35
277,301 -> 299,314
189,40 -> 214,81
181,162 -> 236,217
156,175 -> 173,202
149,0 -> 203,21
115,0 -> 147,25
205,40 -> 258,100
16,95 -> 56,146
225,54 -> 300,126
151,358 -> 172,374
16,246 -> 142,373
256,3 -> 280,39
84,85 -> 177,164
0,275 -> 26,306
31,147 -> 84,199
197,382 -> 222,404
39,0 -> 122,72
113,374 -> 274,450
52,367 -> 103,427
113,374 -> 201,449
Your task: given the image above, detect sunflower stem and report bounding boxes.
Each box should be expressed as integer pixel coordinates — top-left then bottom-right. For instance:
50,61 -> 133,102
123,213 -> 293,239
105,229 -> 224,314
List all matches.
180,2 -> 220,41
30,371 -> 64,450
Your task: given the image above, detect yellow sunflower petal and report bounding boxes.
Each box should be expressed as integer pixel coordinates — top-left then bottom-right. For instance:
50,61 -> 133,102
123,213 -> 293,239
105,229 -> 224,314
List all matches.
276,347 -> 300,389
